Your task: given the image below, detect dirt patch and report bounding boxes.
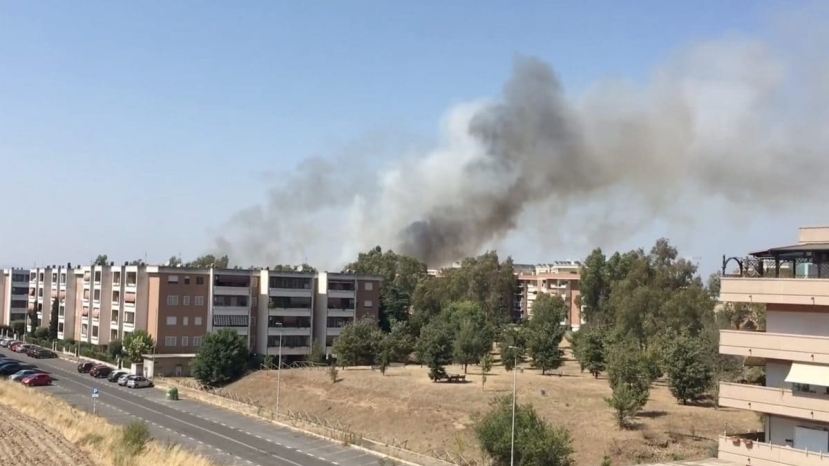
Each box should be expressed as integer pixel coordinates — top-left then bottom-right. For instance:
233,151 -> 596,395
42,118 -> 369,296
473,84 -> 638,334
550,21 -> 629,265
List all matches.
219,354 -> 759,465
0,407 -> 95,466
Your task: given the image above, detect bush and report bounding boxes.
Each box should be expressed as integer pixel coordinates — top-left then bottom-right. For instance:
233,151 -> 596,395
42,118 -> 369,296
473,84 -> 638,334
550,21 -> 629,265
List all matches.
120,420 -> 150,455
34,327 -> 50,340
475,396 -> 574,466
190,329 -> 250,387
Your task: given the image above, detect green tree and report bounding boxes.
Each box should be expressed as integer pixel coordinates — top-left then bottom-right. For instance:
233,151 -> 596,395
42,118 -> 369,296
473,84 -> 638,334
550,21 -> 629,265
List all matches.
123,330 -> 154,362
187,254 -> 230,268
606,339 -> 652,410
605,383 -> 642,429
34,326 -> 50,340
453,319 -> 483,374
475,396 -> 574,466
11,320 -> 25,337
382,319 -> 415,363
579,248 -> 610,325
499,325 -> 527,371
108,339 -> 123,360
92,254 -> 109,266
27,306 -> 39,334
343,246 -> 428,330
167,255 -> 183,266
416,318 -> 455,381
48,298 -> 59,340
526,295 -> 566,375
665,334 -> 715,404
577,327 -> 606,378
480,352 -> 493,391
332,317 -> 382,367
272,263 -> 317,272
191,329 -> 250,386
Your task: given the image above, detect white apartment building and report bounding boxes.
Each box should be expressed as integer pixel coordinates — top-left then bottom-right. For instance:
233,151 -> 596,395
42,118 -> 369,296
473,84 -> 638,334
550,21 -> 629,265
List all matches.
718,226 -> 829,464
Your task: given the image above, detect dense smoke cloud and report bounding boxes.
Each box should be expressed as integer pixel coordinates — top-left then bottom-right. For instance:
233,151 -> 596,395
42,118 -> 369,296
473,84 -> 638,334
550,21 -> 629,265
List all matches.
217,11 -> 829,268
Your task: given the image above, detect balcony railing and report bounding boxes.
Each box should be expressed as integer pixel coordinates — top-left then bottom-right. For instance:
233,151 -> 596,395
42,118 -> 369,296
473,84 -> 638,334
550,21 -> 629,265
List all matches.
719,433 -> 829,466
720,275 -> 829,305
719,382 -> 829,423
720,329 -> 829,364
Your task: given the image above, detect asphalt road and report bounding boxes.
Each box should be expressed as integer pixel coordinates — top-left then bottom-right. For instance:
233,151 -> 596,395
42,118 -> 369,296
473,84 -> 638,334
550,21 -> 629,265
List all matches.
0,346 -> 386,466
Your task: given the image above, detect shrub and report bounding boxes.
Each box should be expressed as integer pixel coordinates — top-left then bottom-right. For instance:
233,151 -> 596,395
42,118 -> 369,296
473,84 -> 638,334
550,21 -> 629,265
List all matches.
190,329 -> 249,387
120,420 -> 150,455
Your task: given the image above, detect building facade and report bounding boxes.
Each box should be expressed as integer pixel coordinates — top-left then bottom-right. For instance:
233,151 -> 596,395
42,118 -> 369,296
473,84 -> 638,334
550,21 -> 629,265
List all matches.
718,226 -> 829,464
515,261 -> 583,329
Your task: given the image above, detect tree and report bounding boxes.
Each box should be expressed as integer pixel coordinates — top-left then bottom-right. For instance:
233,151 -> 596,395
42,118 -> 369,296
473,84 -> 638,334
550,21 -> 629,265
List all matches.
577,327 -> 606,378
480,352 -> 493,391
27,306 -> 39,334
454,319 -> 483,374
499,325 -> 527,371
272,263 -> 317,273
526,294 -> 566,375
331,317 -> 382,367
48,298 -> 59,340
167,255 -> 182,266
108,339 -> 123,360
123,330 -> 154,362
10,320 -> 25,337
416,318 -> 455,381
382,319 -> 415,363
33,326 -> 50,340
605,383 -> 642,428
475,396 -> 574,466
92,254 -> 109,266
191,329 -> 250,386
187,254 -> 230,269
665,334 -> 714,404
606,339 -> 652,410
343,246 -> 428,330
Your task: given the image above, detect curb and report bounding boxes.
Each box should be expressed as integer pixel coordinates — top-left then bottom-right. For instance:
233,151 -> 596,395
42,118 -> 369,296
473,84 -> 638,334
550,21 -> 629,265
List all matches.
155,381 -> 437,466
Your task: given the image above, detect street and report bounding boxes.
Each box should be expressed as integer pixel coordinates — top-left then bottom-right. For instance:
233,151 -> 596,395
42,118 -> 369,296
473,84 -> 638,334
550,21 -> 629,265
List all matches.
0,346 -> 385,466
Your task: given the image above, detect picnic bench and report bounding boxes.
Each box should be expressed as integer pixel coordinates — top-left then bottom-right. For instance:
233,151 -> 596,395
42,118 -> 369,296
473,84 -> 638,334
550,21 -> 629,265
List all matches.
446,374 -> 466,383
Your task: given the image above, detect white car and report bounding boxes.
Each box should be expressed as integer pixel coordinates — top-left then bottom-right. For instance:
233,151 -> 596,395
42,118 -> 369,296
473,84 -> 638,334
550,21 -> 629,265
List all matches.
126,376 -> 153,389
117,374 -> 134,386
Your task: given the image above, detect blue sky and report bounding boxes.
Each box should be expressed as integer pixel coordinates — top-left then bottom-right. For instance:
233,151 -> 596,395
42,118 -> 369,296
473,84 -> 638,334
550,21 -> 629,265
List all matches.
0,1 -> 817,272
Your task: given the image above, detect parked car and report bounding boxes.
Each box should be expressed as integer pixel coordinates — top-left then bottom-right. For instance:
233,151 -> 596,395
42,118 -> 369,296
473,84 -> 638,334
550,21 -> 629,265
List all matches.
31,349 -> 56,359
13,344 -> 31,353
9,342 -> 25,352
108,370 -> 128,382
90,366 -> 113,378
126,376 -> 153,389
9,369 -> 45,381
0,338 -> 15,347
77,362 -> 96,373
118,374 -> 135,386
25,346 -> 41,357
0,362 -> 35,376
21,373 -> 52,387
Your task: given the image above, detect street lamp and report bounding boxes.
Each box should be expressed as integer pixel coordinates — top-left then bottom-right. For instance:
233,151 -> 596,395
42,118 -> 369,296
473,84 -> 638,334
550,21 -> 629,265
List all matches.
508,345 -> 518,466
275,322 -> 283,419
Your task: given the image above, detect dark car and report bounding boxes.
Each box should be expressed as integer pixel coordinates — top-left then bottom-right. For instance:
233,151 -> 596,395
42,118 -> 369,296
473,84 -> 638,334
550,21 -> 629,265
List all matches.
77,362 -> 96,373
90,366 -> 113,378
32,349 -> 56,359
0,362 -> 34,375
25,346 -> 41,357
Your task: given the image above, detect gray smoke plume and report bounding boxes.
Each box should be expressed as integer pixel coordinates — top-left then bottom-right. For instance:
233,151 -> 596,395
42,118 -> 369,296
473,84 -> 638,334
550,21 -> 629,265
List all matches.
217,10 -> 829,269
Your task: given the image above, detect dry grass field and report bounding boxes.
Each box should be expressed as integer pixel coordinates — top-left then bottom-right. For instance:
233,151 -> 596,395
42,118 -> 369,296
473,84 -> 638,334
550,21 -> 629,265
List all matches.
0,380 -> 215,466
224,353 -> 759,466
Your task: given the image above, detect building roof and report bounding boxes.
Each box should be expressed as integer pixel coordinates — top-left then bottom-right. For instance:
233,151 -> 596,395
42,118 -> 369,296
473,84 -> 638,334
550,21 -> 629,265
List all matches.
749,242 -> 829,258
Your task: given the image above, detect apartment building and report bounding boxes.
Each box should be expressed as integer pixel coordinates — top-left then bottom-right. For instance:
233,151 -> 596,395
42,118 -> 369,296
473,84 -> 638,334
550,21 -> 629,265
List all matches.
0,269 -> 30,326
717,225 -> 829,464
515,261 -> 583,329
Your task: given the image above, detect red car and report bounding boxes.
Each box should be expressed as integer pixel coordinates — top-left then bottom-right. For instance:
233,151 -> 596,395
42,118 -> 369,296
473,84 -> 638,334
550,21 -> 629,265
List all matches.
21,373 -> 51,387
9,342 -> 24,352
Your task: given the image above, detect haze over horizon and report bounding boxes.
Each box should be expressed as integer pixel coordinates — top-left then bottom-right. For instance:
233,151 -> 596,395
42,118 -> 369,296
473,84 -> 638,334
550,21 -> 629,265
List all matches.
2,1 -> 829,274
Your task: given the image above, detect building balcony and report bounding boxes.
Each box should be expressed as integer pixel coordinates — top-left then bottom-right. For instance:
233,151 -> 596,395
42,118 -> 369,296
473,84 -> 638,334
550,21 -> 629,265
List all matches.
265,346 -> 310,356
720,329 -> 829,364
267,327 -> 312,337
327,308 -> 355,317
719,382 -> 829,424
268,307 -> 312,316
328,289 -> 355,299
718,433 -> 829,466
11,293 -> 27,301
213,285 -> 250,296
110,319 -> 119,329
720,276 -> 829,305
327,326 -> 345,336
268,287 -> 313,298
211,305 -> 249,315
123,321 -> 135,330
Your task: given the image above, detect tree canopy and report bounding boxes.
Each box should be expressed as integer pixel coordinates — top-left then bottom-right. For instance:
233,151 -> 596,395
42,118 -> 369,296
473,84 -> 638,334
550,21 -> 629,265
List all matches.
187,254 -> 230,269
93,254 -> 109,266
271,263 -> 317,273
123,330 -> 154,362
191,329 -> 250,386
332,317 -> 383,366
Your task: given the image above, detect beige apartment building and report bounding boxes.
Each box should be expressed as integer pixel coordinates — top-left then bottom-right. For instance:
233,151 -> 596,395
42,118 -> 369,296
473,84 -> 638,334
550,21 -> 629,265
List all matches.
515,261 -> 583,329
0,269 -> 30,326
717,226 -> 829,464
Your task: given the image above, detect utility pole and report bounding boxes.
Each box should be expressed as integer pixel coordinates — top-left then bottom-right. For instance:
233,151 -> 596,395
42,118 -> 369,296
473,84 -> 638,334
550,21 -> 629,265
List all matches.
275,322 -> 283,419
509,346 -> 518,466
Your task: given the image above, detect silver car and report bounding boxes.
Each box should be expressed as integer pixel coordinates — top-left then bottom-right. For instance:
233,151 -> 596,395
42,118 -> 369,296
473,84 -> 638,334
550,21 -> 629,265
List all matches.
9,369 -> 43,381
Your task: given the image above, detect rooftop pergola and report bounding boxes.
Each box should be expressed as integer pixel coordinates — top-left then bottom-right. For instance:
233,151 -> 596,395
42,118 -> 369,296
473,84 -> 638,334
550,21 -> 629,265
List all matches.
722,243 -> 829,278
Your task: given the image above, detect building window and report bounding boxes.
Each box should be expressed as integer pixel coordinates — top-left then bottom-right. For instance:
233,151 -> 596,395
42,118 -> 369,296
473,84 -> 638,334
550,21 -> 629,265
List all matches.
194,296 -> 204,306
181,336 -> 189,347
183,316 -> 189,325
167,295 -> 179,306
184,276 -> 191,285
364,282 -> 373,291
165,336 -> 177,346
364,300 -> 373,308
194,317 -> 202,326
196,277 -> 204,285
183,295 -> 190,306
166,316 -> 177,325
168,275 -> 179,284
193,336 -> 202,347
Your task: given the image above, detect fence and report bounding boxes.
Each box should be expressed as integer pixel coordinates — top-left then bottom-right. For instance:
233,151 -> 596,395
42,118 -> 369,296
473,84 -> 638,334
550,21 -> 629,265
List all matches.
164,374 -> 486,466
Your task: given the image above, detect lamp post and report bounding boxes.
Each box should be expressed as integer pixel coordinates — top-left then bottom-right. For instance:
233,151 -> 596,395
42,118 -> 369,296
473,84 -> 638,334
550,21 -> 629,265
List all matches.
275,322 -> 283,419
508,345 -> 518,466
